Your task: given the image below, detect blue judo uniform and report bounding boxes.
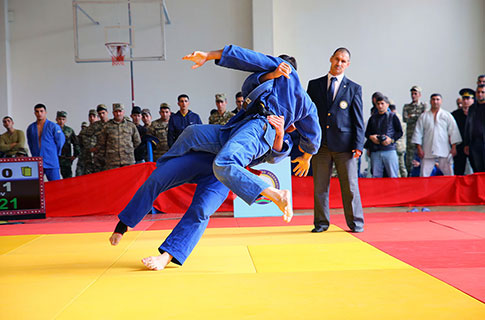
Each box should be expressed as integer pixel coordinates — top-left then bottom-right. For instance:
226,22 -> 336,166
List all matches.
118,137 -> 292,265
27,120 -> 65,181
161,45 -> 321,205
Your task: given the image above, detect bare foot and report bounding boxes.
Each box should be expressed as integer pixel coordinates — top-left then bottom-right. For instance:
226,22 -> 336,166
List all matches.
261,187 -> 293,223
109,233 -> 123,246
278,189 -> 293,223
142,252 -> 173,270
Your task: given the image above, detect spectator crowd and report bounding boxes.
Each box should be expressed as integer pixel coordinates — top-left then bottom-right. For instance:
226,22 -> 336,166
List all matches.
361,74 -> 485,178
2,74 -> 484,181
0,92 -> 242,181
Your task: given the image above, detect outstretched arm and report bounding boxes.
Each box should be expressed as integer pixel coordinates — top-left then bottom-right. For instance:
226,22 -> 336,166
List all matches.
182,49 -> 223,69
259,62 -> 292,82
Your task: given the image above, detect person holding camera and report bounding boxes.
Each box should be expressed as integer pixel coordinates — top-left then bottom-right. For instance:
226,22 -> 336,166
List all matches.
365,95 -> 403,177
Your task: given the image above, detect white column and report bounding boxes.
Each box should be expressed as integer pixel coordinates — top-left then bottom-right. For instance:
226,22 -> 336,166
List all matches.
252,0 -> 274,55
0,0 -> 11,116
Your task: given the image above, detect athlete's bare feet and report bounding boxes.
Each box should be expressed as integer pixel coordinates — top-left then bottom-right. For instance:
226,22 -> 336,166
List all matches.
261,187 -> 293,222
142,252 -> 173,270
109,233 -> 123,246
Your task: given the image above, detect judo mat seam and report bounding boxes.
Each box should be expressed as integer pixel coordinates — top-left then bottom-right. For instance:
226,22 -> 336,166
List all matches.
245,245 -> 258,273
429,219 -> 484,238
3,234 -> 43,256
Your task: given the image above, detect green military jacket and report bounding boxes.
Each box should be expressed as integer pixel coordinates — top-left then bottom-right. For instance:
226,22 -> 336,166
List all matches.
208,110 -> 235,125
60,125 -> 80,158
96,119 -> 141,167
0,129 -> 27,156
147,119 -> 169,160
403,102 -> 426,131
90,120 -> 109,143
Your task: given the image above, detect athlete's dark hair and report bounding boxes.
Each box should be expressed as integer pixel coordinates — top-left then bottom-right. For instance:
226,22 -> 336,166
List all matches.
278,54 -> 297,70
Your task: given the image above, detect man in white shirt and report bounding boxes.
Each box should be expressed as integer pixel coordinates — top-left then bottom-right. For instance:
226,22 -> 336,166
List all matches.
412,93 -> 462,177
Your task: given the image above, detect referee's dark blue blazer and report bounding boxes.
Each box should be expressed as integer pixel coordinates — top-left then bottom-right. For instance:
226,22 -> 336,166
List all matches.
307,75 -> 365,153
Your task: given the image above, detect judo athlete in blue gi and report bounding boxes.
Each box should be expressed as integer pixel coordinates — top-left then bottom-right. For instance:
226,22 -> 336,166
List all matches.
110,115 -> 294,270
161,45 -> 321,223
26,104 -> 65,181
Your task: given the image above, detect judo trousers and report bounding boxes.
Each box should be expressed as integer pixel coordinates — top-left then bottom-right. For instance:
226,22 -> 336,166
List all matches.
118,152 -> 230,265
161,117 -> 275,205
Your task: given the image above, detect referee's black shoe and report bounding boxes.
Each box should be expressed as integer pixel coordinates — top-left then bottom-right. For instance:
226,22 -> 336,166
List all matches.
311,226 -> 328,233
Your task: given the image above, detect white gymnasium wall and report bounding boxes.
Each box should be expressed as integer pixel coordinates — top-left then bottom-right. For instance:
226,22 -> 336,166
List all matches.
3,0 -> 485,139
0,0 -> 11,117
273,0 -> 485,117
7,0 -> 253,133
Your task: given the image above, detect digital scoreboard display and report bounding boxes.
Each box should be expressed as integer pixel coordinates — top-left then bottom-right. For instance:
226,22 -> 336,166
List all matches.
0,157 -> 45,220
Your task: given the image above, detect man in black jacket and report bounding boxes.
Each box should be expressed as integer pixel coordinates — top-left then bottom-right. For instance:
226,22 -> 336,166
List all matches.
365,96 -> 403,178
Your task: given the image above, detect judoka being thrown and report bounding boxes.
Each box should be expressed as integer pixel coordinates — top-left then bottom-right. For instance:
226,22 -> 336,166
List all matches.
110,45 -> 321,270
167,45 -> 321,219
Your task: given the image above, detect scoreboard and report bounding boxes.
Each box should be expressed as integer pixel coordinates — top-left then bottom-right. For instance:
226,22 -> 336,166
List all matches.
0,157 -> 45,220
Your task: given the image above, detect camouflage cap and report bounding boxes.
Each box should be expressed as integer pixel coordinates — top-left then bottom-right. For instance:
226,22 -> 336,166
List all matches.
88,109 -> 97,116
160,102 -> 170,110
113,103 -> 124,111
410,85 -> 422,92
215,93 -> 226,102
81,121 -> 88,127
56,111 -> 67,118
96,104 -> 108,112
141,108 -> 151,116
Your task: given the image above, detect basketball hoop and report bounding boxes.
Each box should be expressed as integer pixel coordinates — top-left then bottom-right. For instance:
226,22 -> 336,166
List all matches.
105,42 -> 129,66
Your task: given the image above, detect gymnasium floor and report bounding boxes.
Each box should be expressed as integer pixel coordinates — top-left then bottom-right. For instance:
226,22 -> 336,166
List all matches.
1,208 -> 484,319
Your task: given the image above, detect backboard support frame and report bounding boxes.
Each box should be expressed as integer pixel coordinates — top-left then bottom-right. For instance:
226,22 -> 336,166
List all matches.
72,0 -> 167,63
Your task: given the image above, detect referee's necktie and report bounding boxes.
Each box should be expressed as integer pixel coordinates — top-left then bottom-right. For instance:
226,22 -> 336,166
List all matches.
328,76 -> 337,104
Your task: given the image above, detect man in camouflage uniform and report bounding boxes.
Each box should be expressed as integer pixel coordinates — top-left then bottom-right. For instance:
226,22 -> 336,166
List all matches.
96,103 -> 141,170
76,122 -> 88,173
76,109 -> 99,176
56,111 -> 80,179
90,104 -> 111,172
147,103 -> 171,161
390,104 -> 407,177
208,93 -> 234,125
402,85 -> 426,176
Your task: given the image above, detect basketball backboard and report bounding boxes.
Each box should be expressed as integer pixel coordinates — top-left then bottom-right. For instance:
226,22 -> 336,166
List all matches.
72,0 -> 167,63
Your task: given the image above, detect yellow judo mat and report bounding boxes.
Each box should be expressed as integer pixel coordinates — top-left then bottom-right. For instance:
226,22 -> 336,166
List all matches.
1,225 -> 484,319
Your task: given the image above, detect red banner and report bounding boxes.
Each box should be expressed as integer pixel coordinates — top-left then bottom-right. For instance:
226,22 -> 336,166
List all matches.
45,163 -> 485,217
